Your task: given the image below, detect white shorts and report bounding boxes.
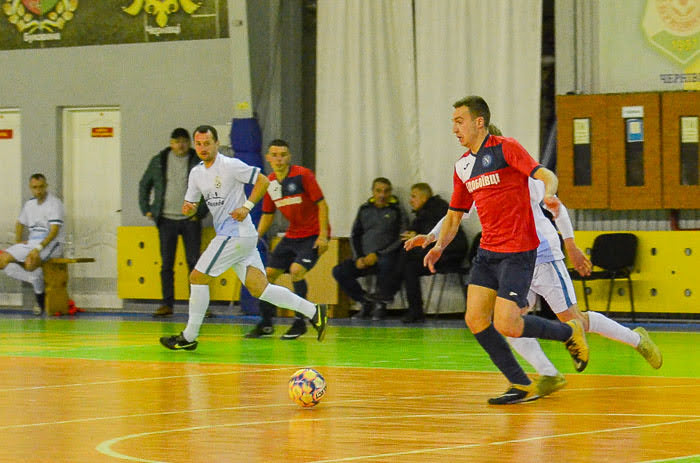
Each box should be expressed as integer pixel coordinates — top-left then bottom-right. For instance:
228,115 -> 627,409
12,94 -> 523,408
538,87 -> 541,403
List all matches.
195,235 -> 264,281
4,240 -> 62,263
527,259 -> 577,314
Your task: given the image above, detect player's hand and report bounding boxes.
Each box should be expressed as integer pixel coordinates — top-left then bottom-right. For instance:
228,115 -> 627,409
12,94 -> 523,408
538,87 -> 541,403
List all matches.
364,253 -> 378,266
400,230 -> 417,241
423,245 -> 444,273
543,195 -> 561,218
314,236 -> 329,256
230,207 -> 250,222
566,242 -> 592,277
182,201 -> 198,216
405,233 -> 435,250
145,212 -> 154,220
26,249 -> 41,268
355,257 -> 367,269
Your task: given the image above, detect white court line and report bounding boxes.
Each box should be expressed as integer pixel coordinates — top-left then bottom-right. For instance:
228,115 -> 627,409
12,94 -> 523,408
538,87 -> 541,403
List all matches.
94,413 -> 700,463
0,366 -> 293,393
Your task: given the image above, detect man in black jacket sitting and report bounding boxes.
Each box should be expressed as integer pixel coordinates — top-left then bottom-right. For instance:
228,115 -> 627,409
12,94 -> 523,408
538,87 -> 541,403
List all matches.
332,177 -> 408,321
370,183 -> 468,323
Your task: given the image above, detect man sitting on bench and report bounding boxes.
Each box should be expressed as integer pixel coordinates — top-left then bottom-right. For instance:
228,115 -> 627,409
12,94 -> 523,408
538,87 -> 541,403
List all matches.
0,173 -> 64,315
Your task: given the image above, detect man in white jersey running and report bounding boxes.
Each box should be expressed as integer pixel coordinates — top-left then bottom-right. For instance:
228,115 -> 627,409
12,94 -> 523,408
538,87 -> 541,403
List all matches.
160,126 -> 327,350
0,173 -> 64,315
407,162 -> 663,397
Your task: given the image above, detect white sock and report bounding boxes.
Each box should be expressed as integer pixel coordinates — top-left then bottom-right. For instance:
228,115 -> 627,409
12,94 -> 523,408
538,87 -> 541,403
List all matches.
4,263 -> 44,293
182,284 -> 209,342
587,311 -> 640,347
507,337 -> 560,377
259,284 -> 316,319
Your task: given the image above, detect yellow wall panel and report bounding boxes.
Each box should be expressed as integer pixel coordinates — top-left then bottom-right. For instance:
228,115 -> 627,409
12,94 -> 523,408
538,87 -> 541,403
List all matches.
568,231 -> 699,314
117,227 -> 241,302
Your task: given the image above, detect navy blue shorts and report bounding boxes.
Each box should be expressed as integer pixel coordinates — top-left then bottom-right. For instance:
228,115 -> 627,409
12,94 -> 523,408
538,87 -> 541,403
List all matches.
469,247 -> 537,308
267,235 -> 320,271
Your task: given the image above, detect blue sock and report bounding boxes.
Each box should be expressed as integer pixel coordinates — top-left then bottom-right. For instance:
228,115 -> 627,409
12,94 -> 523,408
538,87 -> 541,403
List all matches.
292,280 -> 308,323
473,324 -> 531,385
521,315 -> 573,342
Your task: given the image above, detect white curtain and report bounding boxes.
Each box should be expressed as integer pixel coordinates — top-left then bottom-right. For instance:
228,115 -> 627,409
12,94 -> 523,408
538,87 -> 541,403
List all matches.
316,0 -> 418,235
317,0 -> 542,236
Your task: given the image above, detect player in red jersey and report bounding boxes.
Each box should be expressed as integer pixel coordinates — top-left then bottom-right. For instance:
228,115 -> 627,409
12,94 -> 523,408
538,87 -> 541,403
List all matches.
424,96 -> 589,404
245,139 -> 330,340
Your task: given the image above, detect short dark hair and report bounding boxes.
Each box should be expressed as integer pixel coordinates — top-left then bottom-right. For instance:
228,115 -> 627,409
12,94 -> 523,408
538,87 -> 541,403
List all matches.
193,125 -> 218,142
30,173 -> 46,182
411,182 -> 433,197
372,177 -> 392,189
170,127 -> 190,140
268,139 -> 289,149
453,95 -> 491,127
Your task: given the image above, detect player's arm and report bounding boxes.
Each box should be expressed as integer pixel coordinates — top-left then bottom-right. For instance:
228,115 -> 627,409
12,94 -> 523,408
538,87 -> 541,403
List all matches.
424,209 -> 464,273
314,199 -> 330,255
28,224 -> 60,263
257,213 -> 275,237
15,221 -> 24,244
533,167 -> 560,217
551,201 -> 592,276
231,173 -> 270,221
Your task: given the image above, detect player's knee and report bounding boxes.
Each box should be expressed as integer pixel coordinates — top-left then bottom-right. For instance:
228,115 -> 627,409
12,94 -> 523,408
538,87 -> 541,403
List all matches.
289,265 -> 306,282
465,309 -> 488,333
189,270 -> 210,285
0,252 -> 10,269
493,317 -> 521,338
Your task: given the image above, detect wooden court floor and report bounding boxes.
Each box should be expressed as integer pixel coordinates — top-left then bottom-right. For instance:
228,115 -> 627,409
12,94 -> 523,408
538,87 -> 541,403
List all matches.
0,316 -> 698,462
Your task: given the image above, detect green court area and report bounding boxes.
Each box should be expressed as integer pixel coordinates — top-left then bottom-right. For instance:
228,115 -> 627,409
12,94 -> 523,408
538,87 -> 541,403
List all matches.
0,316 -> 696,378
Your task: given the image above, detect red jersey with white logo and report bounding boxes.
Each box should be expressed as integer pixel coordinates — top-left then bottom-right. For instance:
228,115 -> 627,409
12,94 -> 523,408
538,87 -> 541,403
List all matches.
450,134 -> 541,253
262,165 -> 326,239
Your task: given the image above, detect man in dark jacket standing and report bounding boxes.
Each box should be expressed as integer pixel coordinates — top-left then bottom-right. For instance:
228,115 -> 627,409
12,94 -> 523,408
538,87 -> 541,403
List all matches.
370,183 -> 468,323
139,128 -> 208,317
332,177 -> 408,320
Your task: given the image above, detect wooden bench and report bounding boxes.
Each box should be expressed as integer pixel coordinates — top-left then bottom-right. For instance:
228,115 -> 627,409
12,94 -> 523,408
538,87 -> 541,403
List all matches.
43,258 -> 95,315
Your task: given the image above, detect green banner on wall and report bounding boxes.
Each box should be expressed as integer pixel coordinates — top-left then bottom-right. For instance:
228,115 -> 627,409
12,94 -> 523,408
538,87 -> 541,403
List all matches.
0,0 -> 229,50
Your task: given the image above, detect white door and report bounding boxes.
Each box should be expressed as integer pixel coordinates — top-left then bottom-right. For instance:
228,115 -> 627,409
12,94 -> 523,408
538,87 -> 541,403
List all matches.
62,108 -> 122,308
0,109 -> 23,305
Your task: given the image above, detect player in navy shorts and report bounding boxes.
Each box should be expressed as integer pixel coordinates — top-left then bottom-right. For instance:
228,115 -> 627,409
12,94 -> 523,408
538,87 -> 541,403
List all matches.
423,96 -> 589,404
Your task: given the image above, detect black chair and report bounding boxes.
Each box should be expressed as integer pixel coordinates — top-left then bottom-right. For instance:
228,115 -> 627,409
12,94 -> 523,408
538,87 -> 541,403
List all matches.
568,233 -> 638,321
425,232 -> 480,314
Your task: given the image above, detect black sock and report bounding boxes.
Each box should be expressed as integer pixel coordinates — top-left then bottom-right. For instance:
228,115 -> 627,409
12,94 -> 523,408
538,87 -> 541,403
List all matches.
473,324 -> 531,385
292,280 -> 308,298
292,280 -> 309,324
35,292 -> 45,310
259,301 -> 276,325
521,315 -> 573,342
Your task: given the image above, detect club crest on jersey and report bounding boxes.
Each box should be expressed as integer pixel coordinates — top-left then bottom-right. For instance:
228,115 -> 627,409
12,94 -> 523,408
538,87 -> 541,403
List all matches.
481,154 -> 493,167
465,172 -> 501,193
214,176 -> 222,189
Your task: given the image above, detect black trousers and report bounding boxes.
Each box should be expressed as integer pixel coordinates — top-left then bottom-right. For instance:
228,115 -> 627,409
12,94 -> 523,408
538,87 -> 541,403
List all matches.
331,251 -> 399,303
157,217 -> 202,307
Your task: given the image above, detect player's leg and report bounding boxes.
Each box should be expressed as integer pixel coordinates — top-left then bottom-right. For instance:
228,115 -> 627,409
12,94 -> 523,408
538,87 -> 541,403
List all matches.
244,266 -> 285,339
545,260 -> 661,369
280,236 -> 319,339
494,251 -> 589,373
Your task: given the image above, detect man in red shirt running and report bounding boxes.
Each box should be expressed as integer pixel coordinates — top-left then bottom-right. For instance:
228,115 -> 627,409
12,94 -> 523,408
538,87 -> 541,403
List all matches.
425,96 -> 589,404
245,139 -> 330,340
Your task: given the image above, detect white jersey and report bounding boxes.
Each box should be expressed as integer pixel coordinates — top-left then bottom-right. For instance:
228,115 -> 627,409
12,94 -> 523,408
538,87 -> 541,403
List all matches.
528,179 -> 564,265
18,192 -> 65,244
185,153 -> 260,237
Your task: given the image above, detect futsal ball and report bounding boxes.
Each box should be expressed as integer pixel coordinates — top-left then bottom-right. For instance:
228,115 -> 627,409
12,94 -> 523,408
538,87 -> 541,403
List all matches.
288,368 -> 326,408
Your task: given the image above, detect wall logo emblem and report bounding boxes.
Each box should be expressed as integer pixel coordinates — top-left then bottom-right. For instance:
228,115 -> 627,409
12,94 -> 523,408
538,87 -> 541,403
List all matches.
3,0 -> 77,38
642,0 -> 700,65
122,0 -> 201,28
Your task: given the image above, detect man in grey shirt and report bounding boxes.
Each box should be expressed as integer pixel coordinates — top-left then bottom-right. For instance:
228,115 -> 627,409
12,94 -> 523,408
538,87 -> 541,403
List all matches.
332,177 -> 408,320
139,128 -> 208,317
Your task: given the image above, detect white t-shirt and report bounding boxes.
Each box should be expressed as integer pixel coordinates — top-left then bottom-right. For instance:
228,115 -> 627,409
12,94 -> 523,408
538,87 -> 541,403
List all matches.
185,153 -> 260,237
18,192 -> 65,244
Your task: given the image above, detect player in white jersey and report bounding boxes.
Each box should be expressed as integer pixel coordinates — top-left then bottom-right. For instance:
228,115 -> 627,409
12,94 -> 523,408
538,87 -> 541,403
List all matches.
407,178 -> 663,396
159,126 -> 327,350
0,173 -> 64,315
